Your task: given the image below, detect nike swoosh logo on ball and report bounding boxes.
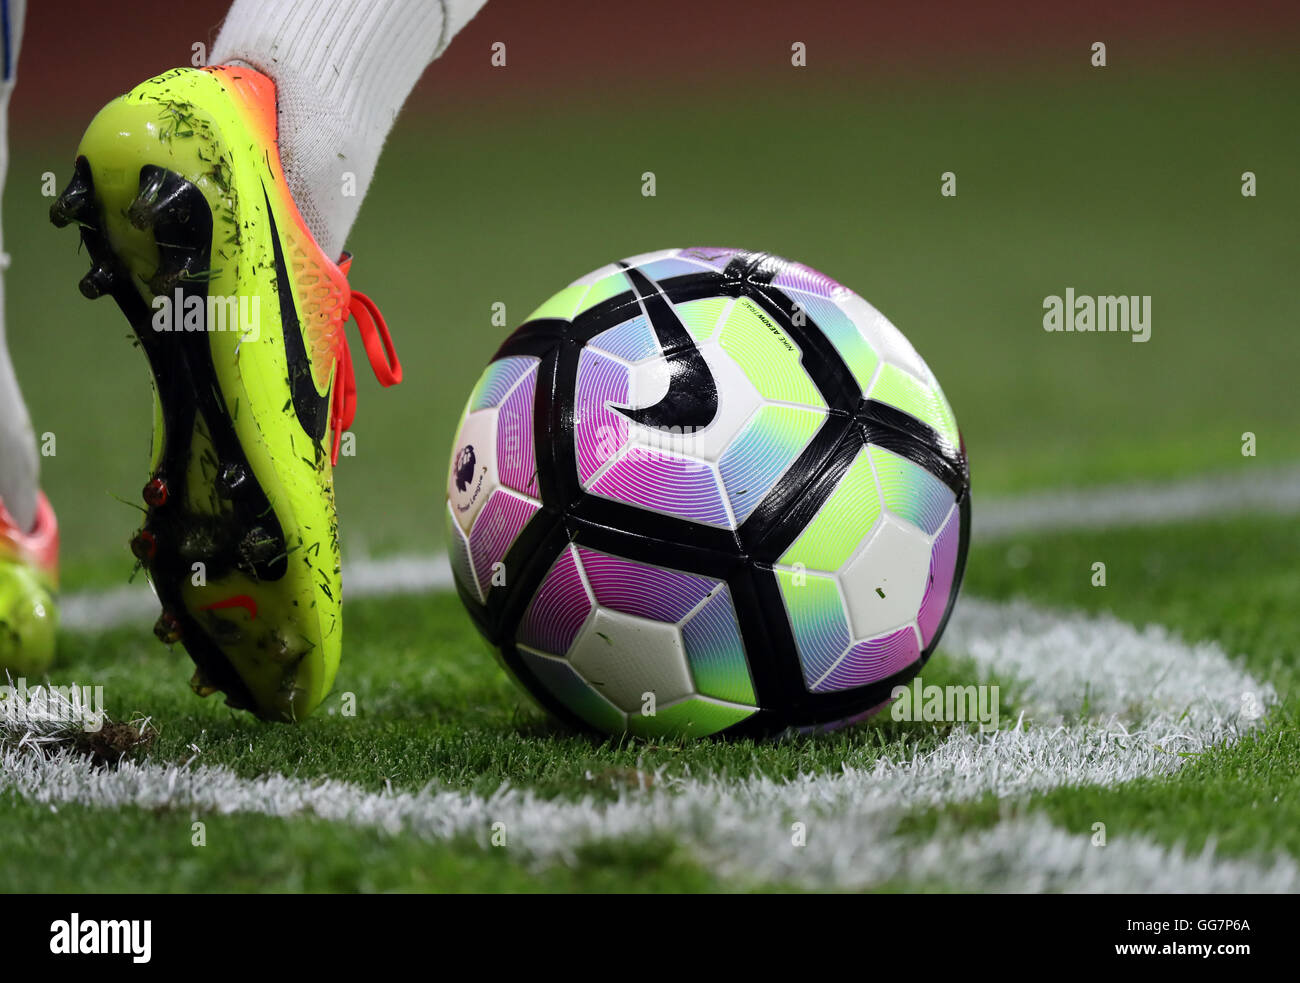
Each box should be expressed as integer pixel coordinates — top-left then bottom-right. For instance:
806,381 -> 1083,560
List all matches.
613,263 -> 719,432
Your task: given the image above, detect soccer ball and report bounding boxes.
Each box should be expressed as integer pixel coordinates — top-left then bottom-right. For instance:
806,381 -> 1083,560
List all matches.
446,248 -> 969,739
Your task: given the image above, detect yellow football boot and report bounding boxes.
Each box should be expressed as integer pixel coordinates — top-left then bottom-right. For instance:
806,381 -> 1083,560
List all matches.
50,67 -> 401,721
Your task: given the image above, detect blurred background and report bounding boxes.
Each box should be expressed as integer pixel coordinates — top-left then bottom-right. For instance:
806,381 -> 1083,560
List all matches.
6,0 -> 1298,574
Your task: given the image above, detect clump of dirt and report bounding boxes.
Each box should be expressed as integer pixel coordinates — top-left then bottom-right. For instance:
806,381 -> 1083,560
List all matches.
73,719 -> 155,768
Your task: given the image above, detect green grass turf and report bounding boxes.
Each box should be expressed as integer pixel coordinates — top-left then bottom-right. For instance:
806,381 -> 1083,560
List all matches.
895,722 -> 1300,863
0,512 -> 1291,891
896,513 -> 1300,861
7,53 -> 1298,563
0,799 -> 736,893
964,512 -> 1300,697
41,593 -> 1018,799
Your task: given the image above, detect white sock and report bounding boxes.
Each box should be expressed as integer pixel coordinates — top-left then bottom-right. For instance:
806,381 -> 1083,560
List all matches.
211,0 -> 487,260
0,0 -> 38,533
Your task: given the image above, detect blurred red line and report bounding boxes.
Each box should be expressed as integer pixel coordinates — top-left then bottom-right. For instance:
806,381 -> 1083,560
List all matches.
13,0 -> 1298,136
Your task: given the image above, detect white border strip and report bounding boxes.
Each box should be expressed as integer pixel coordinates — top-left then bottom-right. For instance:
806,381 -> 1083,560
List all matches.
60,554 -> 456,633
975,465 -> 1300,542
59,466 -> 1300,631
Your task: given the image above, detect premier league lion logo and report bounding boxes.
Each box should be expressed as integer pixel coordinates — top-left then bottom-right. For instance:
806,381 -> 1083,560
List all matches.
454,444 -> 477,493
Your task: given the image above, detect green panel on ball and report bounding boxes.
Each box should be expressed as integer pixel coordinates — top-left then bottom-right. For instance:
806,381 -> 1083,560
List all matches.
525,283 -> 588,322
719,298 -> 825,408
777,447 -> 880,572
673,297 -> 729,343
868,362 -> 960,446
573,271 -> 632,315
774,567 -> 850,686
627,697 -> 756,739
681,587 -> 757,706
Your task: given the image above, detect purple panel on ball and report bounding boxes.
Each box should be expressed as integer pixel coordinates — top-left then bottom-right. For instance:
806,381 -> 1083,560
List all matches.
589,447 -> 731,527
517,546 -> 592,656
637,258 -> 714,283
496,363 -> 539,498
588,314 -> 658,363
576,547 -> 717,623
467,490 -> 539,598
812,627 -> 920,693
917,509 -> 962,648
771,261 -> 849,300
573,349 -> 631,485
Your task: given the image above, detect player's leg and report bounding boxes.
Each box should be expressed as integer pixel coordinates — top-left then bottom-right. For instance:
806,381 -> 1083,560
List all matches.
0,0 -> 36,534
0,0 -> 59,676
211,0 -> 487,259
49,0 -> 485,718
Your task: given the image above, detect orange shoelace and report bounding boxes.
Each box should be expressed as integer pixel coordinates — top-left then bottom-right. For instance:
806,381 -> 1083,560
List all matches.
330,259 -> 403,466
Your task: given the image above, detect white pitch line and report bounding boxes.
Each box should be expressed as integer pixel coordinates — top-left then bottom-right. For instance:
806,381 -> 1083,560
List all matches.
59,554 -> 455,633
974,464 -> 1300,542
7,595 -> 1285,892
942,598 -> 1275,728
60,582 -> 159,633
4,740 -> 1295,892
